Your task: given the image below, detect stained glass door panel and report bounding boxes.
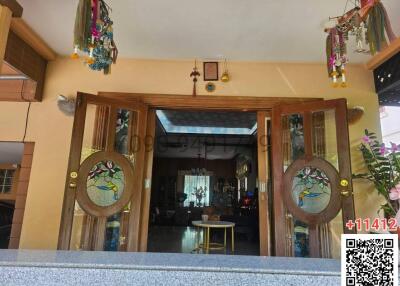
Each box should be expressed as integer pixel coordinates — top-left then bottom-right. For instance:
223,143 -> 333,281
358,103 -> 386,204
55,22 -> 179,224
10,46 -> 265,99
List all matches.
291,167 -> 332,214
272,99 -> 355,258
59,93 -> 148,252
86,160 -> 125,207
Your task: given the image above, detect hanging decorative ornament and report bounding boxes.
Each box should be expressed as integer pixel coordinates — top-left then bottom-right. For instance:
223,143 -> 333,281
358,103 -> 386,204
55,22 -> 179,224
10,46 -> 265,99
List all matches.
325,0 -> 396,87
205,82 -> 216,92
353,25 -> 369,54
221,59 -> 230,83
71,0 -> 118,74
326,28 -> 348,88
190,60 -> 201,97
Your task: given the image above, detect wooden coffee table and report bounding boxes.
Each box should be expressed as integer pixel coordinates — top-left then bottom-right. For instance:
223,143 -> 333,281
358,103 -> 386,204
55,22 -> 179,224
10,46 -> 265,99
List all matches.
192,220 -> 235,254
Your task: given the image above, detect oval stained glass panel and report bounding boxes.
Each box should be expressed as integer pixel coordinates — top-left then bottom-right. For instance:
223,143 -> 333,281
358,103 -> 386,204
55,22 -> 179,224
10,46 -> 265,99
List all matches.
291,167 -> 331,214
86,160 -> 125,207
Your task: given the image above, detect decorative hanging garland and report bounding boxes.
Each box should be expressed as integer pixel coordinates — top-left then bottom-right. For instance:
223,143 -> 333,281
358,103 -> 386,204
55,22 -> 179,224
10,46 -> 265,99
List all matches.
326,28 -> 348,88
325,0 -> 396,87
71,0 -> 118,74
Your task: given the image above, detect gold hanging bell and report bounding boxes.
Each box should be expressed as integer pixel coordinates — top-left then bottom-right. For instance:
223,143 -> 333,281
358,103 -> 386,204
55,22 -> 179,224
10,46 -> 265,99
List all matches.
221,59 -> 230,82
221,72 -> 230,82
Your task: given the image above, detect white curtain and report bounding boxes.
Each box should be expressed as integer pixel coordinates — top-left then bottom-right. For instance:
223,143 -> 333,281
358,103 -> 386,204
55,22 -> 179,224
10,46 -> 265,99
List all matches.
184,175 -> 210,207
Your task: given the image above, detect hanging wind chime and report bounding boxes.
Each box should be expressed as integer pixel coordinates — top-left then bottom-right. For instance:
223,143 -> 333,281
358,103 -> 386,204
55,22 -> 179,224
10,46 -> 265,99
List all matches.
325,0 -> 396,87
71,0 -> 118,74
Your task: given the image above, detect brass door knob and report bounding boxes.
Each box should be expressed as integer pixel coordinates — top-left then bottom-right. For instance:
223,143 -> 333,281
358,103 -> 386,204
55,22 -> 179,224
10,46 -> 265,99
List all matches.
69,172 -> 78,188
340,179 -> 349,187
340,179 -> 351,196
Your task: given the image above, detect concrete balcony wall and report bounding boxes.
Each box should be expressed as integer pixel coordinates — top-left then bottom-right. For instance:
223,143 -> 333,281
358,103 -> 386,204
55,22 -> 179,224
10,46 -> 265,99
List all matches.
0,250 -> 340,285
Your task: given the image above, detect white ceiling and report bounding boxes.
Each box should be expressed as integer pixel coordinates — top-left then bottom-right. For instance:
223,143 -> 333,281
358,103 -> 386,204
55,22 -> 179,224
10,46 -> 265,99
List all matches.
18,0 -> 400,62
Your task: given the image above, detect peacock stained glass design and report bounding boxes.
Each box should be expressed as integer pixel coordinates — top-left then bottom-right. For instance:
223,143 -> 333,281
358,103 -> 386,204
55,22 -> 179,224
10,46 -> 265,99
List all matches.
87,160 -> 125,207
291,167 -> 331,214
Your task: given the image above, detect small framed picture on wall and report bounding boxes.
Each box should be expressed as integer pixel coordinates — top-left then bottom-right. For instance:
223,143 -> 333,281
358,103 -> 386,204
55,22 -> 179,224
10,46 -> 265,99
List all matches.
203,62 -> 219,81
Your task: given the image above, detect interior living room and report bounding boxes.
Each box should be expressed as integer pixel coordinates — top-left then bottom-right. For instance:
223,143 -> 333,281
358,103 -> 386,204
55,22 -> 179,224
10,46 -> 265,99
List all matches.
147,110 -> 260,255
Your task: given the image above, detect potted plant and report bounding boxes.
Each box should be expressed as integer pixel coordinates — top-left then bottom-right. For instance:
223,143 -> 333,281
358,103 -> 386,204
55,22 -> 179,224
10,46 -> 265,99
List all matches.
353,130 -> 400,232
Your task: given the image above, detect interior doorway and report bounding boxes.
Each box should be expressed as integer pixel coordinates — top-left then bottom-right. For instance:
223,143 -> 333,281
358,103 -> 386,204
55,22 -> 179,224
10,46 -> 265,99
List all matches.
147,109 -> 260,255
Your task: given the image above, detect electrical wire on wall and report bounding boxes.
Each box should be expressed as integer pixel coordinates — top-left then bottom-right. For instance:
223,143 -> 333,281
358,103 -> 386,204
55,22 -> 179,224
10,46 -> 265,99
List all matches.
22,102 -> 31,142
20,80 -> 31,143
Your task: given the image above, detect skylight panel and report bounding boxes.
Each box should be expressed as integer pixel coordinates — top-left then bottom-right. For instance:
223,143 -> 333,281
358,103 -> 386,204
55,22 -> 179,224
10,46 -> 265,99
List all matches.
156,110 -> 257,135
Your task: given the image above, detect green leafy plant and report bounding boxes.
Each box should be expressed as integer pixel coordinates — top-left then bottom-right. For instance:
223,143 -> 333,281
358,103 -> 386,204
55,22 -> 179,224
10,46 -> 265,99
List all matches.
353,130 -> 400,218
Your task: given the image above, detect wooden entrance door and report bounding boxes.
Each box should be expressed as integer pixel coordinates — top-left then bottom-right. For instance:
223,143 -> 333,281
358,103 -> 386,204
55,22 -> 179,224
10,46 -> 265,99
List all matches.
58,92 -> 148,251
271,98 -> 356,258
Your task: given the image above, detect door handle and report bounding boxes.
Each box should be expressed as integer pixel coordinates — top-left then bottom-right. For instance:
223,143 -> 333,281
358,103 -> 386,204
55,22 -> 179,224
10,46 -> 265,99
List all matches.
69,171 -> 78,188
341,190 -> 351,197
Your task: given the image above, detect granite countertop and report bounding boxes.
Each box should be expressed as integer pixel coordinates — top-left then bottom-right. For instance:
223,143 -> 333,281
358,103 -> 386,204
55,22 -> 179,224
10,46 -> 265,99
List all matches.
0,249 -> 340,276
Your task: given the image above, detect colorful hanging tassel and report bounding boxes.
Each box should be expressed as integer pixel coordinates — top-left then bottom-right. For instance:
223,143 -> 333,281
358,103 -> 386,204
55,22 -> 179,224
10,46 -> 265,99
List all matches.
72,0 -> 117,74
72,0 -> 91,55
365,2 -> 396,55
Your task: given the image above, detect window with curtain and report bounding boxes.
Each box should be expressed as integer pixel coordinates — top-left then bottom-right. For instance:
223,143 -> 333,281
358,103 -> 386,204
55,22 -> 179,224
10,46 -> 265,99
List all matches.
184,175 -> 210,207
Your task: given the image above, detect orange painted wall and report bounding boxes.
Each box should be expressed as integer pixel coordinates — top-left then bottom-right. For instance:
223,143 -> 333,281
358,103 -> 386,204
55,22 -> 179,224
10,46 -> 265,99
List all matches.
0,58 -> 383,251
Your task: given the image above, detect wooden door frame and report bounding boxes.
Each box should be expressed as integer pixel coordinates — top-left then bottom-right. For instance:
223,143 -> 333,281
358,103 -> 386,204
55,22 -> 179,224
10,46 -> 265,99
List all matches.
256,112 -> 272,256
138,109 -> 156,252
98,92 -> 321,111
97,92 -> 322,256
